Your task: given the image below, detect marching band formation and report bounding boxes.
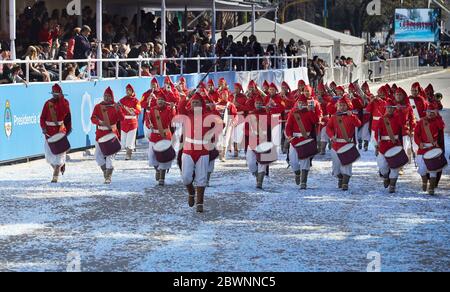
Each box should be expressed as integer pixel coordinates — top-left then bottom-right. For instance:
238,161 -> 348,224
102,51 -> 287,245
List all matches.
40,77 -> 447,212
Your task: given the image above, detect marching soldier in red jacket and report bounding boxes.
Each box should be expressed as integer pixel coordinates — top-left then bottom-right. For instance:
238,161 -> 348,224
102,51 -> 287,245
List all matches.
207,79 -> 220,103
246,96 -> 277,189
349,83 -> 371,151
280,82 -> 296,153
40,84 -> 72,183
91,87 -> 125,184
374,100 -> 404,193
410,82 -> 428,120
119,84 -> 142,160
216,90 -> 238,161
178,90 -> 216,213
414,103 -> 446,195
161,76 -> 180,105
285,95 -> 319,189
146,93 -> 176,186
366,86 -> 388,155
393,87 -> 416,162
141,77 -> 161,138
326,96 -> 362,191
231,82 -> 250,157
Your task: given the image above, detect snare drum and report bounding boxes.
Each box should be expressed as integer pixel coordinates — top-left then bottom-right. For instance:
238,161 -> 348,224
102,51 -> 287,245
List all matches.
47,133 -> 71,155
254,142 -> 277,165
98,133 -> 122,156
384,146 -> 409,169
336,143 -> 360,166
294,138 -> 318,159
153,140 -> 176,163
423,148 -> 448,172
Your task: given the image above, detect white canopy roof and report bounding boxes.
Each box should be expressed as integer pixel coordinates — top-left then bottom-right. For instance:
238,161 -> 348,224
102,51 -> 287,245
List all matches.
220,17 -> 334,47
284,19 -> 366,46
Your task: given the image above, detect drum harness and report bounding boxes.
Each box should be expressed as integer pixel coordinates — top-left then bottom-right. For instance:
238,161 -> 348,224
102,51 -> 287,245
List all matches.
47,102 -> 65,137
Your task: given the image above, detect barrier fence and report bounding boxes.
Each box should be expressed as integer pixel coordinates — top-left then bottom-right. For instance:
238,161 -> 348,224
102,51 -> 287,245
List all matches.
322,56 -> 419,86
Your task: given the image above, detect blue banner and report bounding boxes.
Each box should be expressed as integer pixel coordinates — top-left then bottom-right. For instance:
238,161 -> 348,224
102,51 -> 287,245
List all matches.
0,69 -> 303,163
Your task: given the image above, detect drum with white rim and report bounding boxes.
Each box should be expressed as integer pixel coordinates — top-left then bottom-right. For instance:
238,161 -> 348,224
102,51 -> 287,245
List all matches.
98,133 -> 121,156
294,138 -> 318,160
254,142 -> 277,165
153,140 -> 176,163
336,143 -> 360,166
47,133 -> 70,155
384,146 -> 409,169
423,148 -> 447,172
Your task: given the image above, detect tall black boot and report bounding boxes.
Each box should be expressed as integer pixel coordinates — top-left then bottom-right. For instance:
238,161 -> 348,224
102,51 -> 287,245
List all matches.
300,170 -> 308,190
294,170 -> 301,185
342,175 -> 350,191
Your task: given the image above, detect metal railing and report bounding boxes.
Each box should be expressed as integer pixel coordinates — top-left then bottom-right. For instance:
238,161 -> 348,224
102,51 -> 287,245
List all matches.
322,56 -> 419,86
0,54 -> 308,84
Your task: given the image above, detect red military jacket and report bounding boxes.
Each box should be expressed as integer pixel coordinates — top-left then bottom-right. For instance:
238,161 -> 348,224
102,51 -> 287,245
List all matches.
40,97 -> 72,139
91,102 -> 125,142
146,104 -> 176,143
178,96 -> 212,162
263,94 -> 285,115
285,106 -> 319,146
409,94 -> 428,119
374,113 -> 403,155
394,100 -> 415,136
326,113 -> 362,151
140,88 -> 161,110
281,92 -> 297,120
351,95 -> 371,124
161,88 -> 180,105
414,116 -> 445,155
119,95 -> 142,132
366,98 -> 387,131
247,108 -> 276,151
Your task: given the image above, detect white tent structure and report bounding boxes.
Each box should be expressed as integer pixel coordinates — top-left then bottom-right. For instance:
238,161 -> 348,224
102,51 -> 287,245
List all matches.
219,17 -> 335,65
284,19 -> 366,64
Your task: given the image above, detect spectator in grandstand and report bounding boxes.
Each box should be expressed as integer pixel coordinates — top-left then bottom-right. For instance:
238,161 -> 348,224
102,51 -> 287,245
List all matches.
74,25 -> 92,60
23,46 -> 50,82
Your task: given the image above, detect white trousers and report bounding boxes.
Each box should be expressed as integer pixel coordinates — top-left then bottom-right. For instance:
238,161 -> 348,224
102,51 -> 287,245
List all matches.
246,150 -> 268,174
95,142 -> 115,169
121,129 -> 137,150
371,130 -> 378,146
402,135 -> 418,155
181,154 -> 209,187
320,127 -> 329,142
357,122 -> 371,141
44,140 -> 66,166
417,155 -> 438,178
148,141 -> 173,170
331,149 -> 353,177
232,123 -> 245,144
289,144 -> 311,171
377,153 -> 400,179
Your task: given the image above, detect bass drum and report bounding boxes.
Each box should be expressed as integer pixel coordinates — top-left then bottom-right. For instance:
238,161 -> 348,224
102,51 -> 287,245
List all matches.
254,142 -> 277,165
336,143 -> 360,166
384,146 -> 409,169
98,133 -> 122,156
294,138 -> 318,160
423,148 -> 448,172
47,133 -> 71,155
153,140 -> 176,163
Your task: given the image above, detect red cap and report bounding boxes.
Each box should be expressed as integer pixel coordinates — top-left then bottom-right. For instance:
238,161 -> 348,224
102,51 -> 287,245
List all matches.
335,86 -> 345,93
330,81 -> 337,88
164,76 -> 173,85
269,83 -> 278,91
208,79 -> 215,87
425,84 -> 434,94
218,77 -> 226,85
199,82 -> 206,89
104,87 -> 114,101
179,77 -> 186,84
348,83 -> 356,92
248,80 -> 257,89
234,83 -> 243,93
338,95 -> 352,109
298,80 -> 306,87
51,83 -> 63,94
281,81 -> 291,92
395,87 -> 407,98
377,86 -> 388,98
151,77 -> 159,86
262,80 -> 270,89
361,81 -> 369,91
411,82 -> 421,90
